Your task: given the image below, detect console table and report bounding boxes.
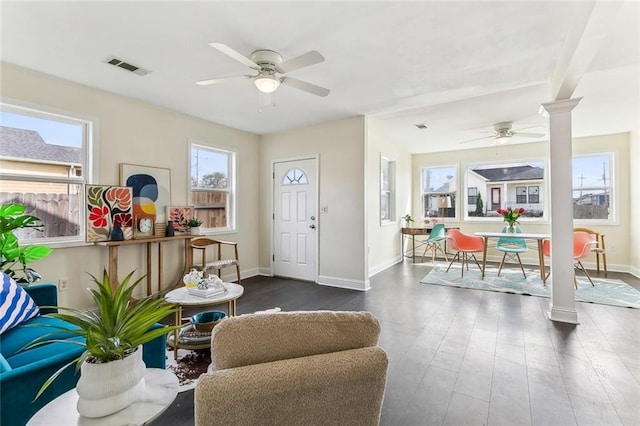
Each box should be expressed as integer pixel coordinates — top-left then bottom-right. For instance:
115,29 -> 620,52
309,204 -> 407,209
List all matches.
402,226 -> 457,263
95,234 -> 196,295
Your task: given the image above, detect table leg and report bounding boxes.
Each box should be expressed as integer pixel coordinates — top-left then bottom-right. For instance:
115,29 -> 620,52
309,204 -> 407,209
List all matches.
412,234 -> 416,263
537,240 -> 547,285
108,246 -> 119,292
481,237 -> 488,279
173,307 -> 181,360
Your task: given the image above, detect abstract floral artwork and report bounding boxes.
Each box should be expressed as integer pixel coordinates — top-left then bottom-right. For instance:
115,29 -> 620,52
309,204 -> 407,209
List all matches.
166,206 -> 193,233
120,163 -> 172,226
86,185 -> 133,242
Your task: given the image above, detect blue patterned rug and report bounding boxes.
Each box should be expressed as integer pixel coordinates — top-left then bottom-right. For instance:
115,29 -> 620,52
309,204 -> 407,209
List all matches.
420,265 -> 640,309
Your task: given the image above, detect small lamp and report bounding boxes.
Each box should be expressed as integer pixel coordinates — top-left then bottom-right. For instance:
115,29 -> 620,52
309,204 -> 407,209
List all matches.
437,195 -> 452,219
253,74 -> 280,94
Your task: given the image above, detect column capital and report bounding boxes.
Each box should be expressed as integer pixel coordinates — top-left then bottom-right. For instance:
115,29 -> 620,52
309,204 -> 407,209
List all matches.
539,97 -> 583,116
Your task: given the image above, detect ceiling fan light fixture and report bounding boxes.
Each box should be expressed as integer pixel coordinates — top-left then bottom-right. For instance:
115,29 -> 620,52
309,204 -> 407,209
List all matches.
253,75 -> 281,94
495,135 -> 512,144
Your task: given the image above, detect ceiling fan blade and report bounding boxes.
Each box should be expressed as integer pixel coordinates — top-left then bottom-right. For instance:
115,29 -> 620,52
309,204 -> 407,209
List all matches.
196,75 -> 251,86
281,77 -> 330,97
208,43 -> 260,70
460,135 -> 494,144
277,50 -> 325,73
513,132 -> 545,138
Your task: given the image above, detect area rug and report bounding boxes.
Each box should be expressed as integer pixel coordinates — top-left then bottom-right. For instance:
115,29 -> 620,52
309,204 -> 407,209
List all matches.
166,346 -> 211,392
420,265 -> 640,309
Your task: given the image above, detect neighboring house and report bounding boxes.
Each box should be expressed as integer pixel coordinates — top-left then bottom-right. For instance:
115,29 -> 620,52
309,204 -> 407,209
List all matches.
468,164 -> 544,216
0,125 -> 82,194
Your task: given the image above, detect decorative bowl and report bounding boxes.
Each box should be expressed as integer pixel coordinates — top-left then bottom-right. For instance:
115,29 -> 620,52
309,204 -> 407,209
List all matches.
190,311 -> 226,332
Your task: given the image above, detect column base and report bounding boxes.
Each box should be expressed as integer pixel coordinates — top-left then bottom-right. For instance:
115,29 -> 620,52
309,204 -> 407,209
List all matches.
548,302 -> 579,324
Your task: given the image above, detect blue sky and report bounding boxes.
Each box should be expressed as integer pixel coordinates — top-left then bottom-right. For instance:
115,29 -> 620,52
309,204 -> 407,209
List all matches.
0,111 -> 82,147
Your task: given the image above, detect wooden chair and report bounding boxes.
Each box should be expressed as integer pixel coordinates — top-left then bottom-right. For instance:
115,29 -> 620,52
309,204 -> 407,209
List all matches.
573,227 -> 607,277
191,238 -> 241,284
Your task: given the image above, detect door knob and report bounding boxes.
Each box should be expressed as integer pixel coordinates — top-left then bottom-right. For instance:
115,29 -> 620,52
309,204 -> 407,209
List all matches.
309,224 -> 316,229
310,216 -> 316,220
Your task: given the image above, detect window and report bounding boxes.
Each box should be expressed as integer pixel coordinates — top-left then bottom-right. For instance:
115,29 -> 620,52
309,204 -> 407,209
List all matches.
0,102 -> 92,243
282,168 -> 308,185
189,142 -> 236,231
572,154 -> 612,221
421,165 -> 456,219
465,161 -> 545,219
380,156 -> 396,223
468,187 -> 478,205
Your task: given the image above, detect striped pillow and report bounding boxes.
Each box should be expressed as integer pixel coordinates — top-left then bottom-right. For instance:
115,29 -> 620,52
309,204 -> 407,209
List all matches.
0,273 -> 40,334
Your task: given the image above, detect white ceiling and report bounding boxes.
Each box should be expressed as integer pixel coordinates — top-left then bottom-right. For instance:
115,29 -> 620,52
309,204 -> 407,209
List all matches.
1,1 -> 638,153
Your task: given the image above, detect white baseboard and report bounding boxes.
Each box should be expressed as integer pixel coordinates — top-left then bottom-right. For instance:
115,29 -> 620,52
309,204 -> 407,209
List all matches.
318,275 -> 370,291
369,256 -> 402,277
548,302 -> 579,324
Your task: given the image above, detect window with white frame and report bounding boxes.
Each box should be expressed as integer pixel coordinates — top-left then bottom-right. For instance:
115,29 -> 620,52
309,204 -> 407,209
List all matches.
465,161 -> 545,219
380,155 -> 396,223
572,154 -> 612,221
0,102 -> 92,242
189,142 -> 236,231
421,165 -> 456,219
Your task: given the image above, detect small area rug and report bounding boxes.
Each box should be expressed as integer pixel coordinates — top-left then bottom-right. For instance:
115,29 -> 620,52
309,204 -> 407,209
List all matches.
420,265 -> 640,309
166,347 -> 211,392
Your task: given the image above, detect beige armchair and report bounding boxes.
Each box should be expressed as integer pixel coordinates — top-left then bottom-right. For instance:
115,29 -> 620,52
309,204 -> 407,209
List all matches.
194,311 -> 388,426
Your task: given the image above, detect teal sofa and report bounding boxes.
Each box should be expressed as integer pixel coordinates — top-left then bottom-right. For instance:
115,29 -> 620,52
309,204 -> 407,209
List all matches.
0,283 -> 167,426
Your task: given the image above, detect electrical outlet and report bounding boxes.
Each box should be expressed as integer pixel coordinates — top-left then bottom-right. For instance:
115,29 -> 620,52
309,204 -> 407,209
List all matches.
58,278 -> 69,292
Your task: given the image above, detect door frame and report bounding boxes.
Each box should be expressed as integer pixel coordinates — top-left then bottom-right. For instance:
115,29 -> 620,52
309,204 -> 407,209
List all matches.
271,155 -> 320,282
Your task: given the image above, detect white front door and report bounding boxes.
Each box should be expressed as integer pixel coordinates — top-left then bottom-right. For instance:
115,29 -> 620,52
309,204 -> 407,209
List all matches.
273,158 -> 317,281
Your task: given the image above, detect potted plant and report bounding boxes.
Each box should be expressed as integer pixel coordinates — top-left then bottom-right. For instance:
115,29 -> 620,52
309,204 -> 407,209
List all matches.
30,269 -> 181,418
187,217 -> 203,235
402,214 -> 415,227
0,203 -> 52,284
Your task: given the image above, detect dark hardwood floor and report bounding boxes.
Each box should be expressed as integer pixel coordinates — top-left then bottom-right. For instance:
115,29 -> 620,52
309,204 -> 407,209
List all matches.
156,263 -> 640,425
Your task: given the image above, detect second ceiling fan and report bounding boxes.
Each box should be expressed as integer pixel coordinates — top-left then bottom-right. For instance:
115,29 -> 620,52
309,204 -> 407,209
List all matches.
197,43 -> 330,97
461,122 -> 545,145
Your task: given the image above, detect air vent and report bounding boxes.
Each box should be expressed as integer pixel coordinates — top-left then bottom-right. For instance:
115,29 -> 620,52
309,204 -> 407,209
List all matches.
414,123 -> 428,130
105,57 -> 151,76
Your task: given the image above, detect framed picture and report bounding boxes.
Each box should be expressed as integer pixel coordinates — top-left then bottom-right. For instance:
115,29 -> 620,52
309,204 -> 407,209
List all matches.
120,163 -> 172,228
166,206 -> 194,233
86,185 -> 134,242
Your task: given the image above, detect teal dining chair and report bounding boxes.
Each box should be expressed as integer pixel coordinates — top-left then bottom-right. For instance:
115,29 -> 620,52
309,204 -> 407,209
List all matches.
496,226 -> 528,278
421,223 -> 449,263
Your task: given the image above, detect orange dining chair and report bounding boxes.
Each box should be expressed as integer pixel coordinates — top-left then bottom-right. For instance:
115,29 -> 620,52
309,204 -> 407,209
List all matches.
445,229 -> 484,277
542,231 -> 597,289
573,227 -> 607,277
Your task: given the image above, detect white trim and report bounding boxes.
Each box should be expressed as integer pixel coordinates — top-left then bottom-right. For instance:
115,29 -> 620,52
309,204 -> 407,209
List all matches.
548,302 -> 579,324
369,256 -> 402,277
318,275 -> 371,291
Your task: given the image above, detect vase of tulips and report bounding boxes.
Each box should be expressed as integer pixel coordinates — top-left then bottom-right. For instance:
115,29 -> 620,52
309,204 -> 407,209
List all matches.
497,207 -> 524,233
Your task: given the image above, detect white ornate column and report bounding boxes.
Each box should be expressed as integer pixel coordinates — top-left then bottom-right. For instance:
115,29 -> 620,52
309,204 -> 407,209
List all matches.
540,98 -> 582,324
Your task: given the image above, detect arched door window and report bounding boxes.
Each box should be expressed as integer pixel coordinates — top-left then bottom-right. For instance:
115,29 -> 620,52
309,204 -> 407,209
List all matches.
282,168 -> 308,185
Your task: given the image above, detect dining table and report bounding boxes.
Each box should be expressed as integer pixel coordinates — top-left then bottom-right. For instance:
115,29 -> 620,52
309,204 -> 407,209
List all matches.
474,231 -> 551,284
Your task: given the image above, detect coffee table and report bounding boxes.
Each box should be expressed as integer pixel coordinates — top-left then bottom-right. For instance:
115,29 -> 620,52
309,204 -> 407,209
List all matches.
164,284 -> 244,359
27,368 -> 178,425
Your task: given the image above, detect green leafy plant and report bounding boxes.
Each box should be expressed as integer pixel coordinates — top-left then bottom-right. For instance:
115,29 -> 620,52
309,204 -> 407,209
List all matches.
402,214 -> 415,224
186,217 -> 203,227
29,269 -> 182,399
0,203 -> 52,283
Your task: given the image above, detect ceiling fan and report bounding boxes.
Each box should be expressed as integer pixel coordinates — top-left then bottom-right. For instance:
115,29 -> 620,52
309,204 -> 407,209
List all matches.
196,43 -> 330,97
461,122 -> 545,145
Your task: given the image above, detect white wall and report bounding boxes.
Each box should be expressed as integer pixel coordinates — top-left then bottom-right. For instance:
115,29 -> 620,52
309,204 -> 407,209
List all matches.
1,63 -> 260,309
366,119 -> 412,276
628,130 -> 639,277
259,117 -> 368,290
412,133 -> 632,270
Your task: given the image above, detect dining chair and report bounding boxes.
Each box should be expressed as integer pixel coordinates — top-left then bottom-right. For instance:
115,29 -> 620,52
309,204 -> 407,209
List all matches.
542,231 -> 597,289
420,223 -> 449,263
445,229 -> 484,277
496,226 -> 528,278
192,238 -> 241,284
573,227 -> 607,277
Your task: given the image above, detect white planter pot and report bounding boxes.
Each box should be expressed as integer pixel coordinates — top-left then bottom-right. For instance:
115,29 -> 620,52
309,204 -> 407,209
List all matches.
76,345 -> 146,418
190,227 -> 200,235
